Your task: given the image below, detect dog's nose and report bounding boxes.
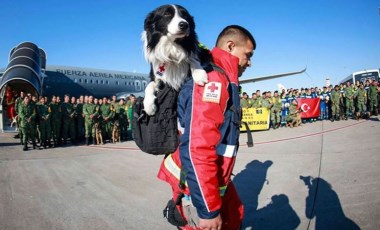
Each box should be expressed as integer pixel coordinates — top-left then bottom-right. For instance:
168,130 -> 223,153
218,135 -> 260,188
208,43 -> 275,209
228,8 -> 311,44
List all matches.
178,21 -> 189,31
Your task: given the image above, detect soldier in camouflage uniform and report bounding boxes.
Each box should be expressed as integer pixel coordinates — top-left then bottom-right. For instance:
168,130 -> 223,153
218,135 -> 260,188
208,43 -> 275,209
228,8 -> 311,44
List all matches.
100,97 -> 115,142
76,96 -> 85,143
368,82 -> 378,116
114,98 -> 128,141
261,92 -> 273,110
49,95 -> 62,147
240,92 -> 252,108
30,95 -> 38,145
14,91 -> 26,142
61,95 -> 76,145
18,96 -> 37,151
344,82 -> 355,119
286,99 -> 300,128
270,91 -> 282,129
355,84 -> 368,120
83,96 -> 99,145
36,96 -> 51,148
330,85 -> 340,122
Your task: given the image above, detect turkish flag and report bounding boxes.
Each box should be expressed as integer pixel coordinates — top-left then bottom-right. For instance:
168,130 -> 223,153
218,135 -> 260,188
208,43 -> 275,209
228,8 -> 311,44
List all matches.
296,98 -> 320,118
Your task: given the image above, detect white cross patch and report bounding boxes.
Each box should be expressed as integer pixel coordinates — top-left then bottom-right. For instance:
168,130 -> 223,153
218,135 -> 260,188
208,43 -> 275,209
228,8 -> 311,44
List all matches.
202,82 -> 222,103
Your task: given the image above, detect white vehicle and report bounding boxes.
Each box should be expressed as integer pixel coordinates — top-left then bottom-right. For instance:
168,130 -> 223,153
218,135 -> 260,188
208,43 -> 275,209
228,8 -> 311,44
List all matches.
340,69 -> 380,84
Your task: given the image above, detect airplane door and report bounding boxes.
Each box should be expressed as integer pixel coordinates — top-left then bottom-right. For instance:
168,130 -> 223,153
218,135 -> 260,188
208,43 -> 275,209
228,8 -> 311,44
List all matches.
142,80 -> 148,90
134,80 -> 142,92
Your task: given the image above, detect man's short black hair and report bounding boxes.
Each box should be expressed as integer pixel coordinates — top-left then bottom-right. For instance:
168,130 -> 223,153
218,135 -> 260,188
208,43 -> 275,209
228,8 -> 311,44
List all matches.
216,25 -> 256,50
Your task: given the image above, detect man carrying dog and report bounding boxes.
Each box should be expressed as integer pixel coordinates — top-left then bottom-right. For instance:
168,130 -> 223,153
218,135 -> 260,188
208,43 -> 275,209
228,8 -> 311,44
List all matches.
158,25 -> 256,230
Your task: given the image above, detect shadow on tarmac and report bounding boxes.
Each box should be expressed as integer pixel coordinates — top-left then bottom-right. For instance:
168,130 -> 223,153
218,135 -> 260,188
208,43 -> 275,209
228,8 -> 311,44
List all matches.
233,160 -> 299,229
301,176 -> 360,230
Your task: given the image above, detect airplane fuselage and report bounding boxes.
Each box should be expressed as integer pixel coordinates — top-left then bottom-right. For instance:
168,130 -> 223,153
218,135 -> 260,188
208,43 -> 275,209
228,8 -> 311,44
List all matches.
42,65 -> 149,99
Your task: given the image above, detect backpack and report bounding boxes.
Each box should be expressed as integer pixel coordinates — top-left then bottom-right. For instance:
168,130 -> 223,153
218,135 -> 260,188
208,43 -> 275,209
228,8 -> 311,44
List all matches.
132,64 -> 253,156
132,81 -> 179,155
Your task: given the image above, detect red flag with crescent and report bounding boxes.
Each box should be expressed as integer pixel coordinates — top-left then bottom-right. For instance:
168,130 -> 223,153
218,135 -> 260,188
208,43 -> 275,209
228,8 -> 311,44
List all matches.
296,98 -> 320,118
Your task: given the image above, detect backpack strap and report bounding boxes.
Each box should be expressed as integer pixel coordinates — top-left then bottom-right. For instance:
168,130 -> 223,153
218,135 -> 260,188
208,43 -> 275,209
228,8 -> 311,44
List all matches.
209,62 -> 254,148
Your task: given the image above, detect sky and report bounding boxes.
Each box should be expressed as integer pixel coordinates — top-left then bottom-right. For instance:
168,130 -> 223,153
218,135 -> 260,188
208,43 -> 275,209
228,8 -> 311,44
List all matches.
1,0 -> 379,95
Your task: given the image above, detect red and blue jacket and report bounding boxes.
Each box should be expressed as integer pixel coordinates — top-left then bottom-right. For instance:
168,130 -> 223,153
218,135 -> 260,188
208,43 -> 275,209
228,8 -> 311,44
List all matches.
158,47 -> 242,220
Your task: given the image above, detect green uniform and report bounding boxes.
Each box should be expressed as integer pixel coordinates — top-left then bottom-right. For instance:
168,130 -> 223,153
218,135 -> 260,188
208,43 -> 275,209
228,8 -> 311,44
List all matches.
83,103 -> 99,139
270,96 -> 282,126
49,102 -> 62,145
36,102 -> 51,146
100,104 -> 115,140
286,104 -> 298,125
240,98 -> 253,108
356,88 -> 367,113
15,96 -> 25,143
344,85 -> 355,116
62,102 -> 76,144
18,102 -> 36,149
76,103 -> 84,141
261,97 -> 273,109
330,90 -> 340,117
115,103 -> 128,140
29,101 -> 38,144
368,85 -> 378,114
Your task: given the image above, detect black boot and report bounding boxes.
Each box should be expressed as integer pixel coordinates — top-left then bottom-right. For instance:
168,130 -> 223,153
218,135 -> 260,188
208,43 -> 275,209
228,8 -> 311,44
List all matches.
32,141 -> 37,149
23,143 -> 28,151
86,137 -> 89,146
330,116 -> 335,122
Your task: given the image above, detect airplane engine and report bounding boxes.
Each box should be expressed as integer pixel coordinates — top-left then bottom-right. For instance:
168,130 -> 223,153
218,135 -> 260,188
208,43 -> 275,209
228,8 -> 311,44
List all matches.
0,42 -> 46,98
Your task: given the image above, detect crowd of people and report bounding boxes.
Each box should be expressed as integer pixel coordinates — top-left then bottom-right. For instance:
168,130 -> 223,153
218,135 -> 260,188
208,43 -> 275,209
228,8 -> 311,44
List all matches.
4,86 -> 136,151
240,79 -> 380,128
3,79 -> 380,151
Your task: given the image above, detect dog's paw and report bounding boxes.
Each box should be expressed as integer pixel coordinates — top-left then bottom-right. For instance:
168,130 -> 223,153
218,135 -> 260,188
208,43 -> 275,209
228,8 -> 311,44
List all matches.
143,96 -> 157,116
192,68 -> 208,86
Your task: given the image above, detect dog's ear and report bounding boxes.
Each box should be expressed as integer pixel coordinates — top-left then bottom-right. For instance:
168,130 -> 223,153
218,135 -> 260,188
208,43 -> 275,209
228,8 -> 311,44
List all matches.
144,12 -> 155,32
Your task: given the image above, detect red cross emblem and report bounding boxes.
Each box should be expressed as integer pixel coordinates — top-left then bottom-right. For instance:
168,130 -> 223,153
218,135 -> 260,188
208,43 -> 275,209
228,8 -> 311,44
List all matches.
158,63 -> 166,73
208,83 -> 219,92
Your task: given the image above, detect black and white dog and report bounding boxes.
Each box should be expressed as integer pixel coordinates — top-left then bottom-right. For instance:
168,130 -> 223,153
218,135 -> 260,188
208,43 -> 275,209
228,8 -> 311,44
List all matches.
142,4 -> 208,115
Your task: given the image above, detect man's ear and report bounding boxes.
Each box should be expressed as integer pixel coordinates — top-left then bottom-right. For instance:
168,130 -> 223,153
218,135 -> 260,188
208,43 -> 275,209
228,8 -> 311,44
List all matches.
226,41 -> 235,53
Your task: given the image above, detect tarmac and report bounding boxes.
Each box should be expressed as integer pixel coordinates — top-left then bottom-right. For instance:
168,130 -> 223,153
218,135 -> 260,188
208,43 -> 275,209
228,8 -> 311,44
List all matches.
0,117 -> 379,230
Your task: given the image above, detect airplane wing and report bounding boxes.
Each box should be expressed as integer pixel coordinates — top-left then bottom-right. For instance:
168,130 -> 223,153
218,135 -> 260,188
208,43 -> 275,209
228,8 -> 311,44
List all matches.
239,67 -> 306,84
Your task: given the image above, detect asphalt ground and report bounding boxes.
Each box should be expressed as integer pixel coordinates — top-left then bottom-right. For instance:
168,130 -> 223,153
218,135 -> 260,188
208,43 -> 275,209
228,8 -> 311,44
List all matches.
0,116 -> 379,230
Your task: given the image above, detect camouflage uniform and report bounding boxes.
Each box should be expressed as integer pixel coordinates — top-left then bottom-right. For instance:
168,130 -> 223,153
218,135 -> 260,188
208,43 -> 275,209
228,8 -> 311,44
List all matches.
114,103 -> 128,140
344,85 -> 355,118
76,102 -> 84,142
270,96 -> 282,128
36,102 -> 51,147
83,102 -> 99,145
62,102 -> 76,144
100,103 -> 115,141
330,89 -> 340,121
356,87 -> 367,117
240,98 -> 252,108
368,84 -> 378,115
18,102 -> 36,150
15,96 -> 25,143
49,101 -> 62,146
286,103 -> 298,127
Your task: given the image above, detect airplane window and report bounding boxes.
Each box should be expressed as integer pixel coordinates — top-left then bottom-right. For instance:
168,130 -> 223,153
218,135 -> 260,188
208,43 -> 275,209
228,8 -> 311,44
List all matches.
101,80 -> 104,84
116,81 -> 119,85
106,80 -> 109,84
74,78 -> 78,83
85,79 -> 88,84
90,79 -> 93,84
79,79 -> 82,83
96,80 -> 99,84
